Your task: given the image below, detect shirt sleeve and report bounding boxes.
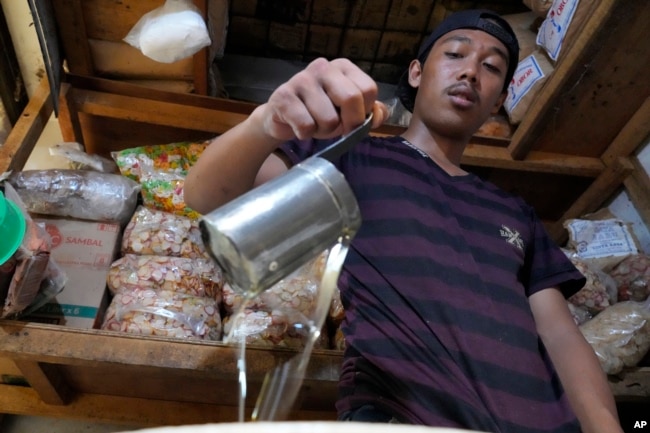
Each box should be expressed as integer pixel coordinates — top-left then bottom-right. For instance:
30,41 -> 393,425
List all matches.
523,204 -> 586,299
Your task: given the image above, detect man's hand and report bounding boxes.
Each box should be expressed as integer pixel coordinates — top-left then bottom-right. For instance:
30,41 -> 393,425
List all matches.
256,57 -> 388,142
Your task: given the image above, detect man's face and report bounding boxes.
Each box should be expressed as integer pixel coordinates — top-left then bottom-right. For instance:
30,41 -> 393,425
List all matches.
409,28 -> 510,138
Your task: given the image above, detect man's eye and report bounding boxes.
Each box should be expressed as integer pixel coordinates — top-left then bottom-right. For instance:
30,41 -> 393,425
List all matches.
484,63 -> 501,73
445,52 -> 462,58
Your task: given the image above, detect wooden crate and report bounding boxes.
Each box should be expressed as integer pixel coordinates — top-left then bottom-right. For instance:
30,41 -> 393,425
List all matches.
51,0 -> 217,95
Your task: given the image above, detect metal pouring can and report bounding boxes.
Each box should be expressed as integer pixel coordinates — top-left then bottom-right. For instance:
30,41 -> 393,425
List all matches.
199,156 -> 361,297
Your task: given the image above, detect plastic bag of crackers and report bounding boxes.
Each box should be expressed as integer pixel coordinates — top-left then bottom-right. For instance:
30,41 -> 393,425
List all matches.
222,251 -> 332,349
121,206 -> 208,259
107,254 -> 223,303
101,288 -> 222,340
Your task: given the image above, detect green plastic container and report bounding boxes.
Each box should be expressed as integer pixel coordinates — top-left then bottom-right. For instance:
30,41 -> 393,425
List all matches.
0,190 -> 26,265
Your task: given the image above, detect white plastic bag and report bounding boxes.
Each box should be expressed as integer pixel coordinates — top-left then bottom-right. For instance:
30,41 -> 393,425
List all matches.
124,0 -> 211,64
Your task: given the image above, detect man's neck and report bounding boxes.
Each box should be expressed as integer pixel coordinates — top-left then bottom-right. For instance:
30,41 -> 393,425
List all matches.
401,124 -> 470,176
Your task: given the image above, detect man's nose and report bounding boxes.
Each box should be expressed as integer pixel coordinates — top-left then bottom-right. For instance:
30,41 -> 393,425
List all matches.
458,60 -> 479,82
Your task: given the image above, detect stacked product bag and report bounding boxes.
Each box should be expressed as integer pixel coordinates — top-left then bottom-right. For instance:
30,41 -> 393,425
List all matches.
562,210 -> 650,375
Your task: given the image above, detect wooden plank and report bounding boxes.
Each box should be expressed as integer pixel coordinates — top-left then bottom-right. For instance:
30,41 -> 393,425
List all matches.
192,0 -> 209,95
0,78 -> 53,172
88,39 -> 194,80
609,367 -> 650,402
0,384 -> 336,425
72,90 -> 248,135
0,322 -> 341,383
52,0 -> 94,75
13,361 -> 73,405
623,157 -> 650,230
460,145 -> 604,177
548,157 -> 635,243
507,0 -> 618,160
56,82 -> 84,144
601,97 -> 650,166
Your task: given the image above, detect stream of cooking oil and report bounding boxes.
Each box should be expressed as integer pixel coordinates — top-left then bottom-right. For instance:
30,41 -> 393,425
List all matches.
224,237 -> 351,422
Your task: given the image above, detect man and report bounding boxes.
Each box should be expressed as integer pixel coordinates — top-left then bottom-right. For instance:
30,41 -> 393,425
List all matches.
185,9 -> 622,433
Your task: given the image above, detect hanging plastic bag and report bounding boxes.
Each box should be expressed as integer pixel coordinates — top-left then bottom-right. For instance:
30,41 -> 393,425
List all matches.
123,0 -> 211,64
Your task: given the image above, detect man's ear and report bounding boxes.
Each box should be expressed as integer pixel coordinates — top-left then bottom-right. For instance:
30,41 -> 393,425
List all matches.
407,59 -> 423,89
491,92 -> 507,115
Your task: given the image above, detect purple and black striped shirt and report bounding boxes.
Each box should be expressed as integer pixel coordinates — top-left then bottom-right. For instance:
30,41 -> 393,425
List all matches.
280,135 -> 586,432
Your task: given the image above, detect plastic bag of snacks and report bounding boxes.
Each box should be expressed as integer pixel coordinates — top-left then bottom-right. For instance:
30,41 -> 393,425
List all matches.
112,141 -> 209,181
221,251 -> 327,316
565,250 -> 617,314
139,171 -> 200,219
609,254 -> 650,302
222,309 -> 328,349
107,254 -> 223,302
112,141 -> 208,218
102,288 -> 222,340
6,169 -> 140,225
579,298 -> 650,375
121,206 -> 207,259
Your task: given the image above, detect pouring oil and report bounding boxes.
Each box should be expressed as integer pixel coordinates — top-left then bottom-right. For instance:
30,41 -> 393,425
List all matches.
225,237 -> 351,422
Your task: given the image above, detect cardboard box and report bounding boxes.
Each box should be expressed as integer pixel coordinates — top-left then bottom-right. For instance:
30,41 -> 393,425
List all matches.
26,218 -> 121,329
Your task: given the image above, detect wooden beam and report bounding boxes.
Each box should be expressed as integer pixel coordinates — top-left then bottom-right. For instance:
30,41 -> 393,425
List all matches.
507,0 -> 618,160
601,97 -> 650,165
460,145 -> 604,177
0,78 -> 53,172
623,157 -> 650,229
548,157 -> 634,243
13,361 -> 73,405
56,82 -> 84,144
192,0 -> 209,95
51,0 -> 94,76
0,321 -> 341,382
608,367 -> 650,402
0,384 -> 336,425
72,89 -> 249,135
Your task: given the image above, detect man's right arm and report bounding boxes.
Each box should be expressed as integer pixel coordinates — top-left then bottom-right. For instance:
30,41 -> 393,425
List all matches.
184,57 -> 388,215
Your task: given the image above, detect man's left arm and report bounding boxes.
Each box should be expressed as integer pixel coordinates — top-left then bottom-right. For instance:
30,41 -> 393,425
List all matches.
529,288 -> 624,433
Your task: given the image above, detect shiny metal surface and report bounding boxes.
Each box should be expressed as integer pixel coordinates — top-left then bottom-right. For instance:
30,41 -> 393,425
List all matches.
200,157 -> 361,297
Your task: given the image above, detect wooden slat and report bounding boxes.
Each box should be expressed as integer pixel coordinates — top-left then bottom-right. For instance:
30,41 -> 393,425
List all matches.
0,321 -> 341,383
0,384 -> 336,425
72,90 -> 248,135
57,82 -> 84,143
0,78 -> 53,173
13,361 -> 73,405
601,97 -> 650,166
460,145 -> 604,177
192,0 -> 209,95
609,367 -> 650,402
507,0 -> 618,160
548,157 -> 635,243
52,0 -> 94,75
623,157 -> 650,229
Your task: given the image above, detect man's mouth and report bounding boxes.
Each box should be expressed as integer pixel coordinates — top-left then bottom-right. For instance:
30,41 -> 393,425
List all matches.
447,84 -> 478,106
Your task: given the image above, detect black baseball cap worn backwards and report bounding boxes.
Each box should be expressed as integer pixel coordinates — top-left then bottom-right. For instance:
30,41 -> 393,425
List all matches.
397,9 -> 520,112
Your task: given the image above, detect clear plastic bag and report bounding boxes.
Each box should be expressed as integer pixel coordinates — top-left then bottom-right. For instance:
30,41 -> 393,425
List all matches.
579,298 -> 650,375
123,0 -> 211,63
610,254 -> 650,302
1,184 -> 66,318
49,142 -> 119,173
7,169 -> 140,225
121,206 -> 208,259
107,254 -> 223,302
102,288 -> 222,340
564,250 -> 618,313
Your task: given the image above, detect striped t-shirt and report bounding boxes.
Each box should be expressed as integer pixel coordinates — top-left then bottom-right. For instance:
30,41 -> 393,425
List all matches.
279,135 -> 586,432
